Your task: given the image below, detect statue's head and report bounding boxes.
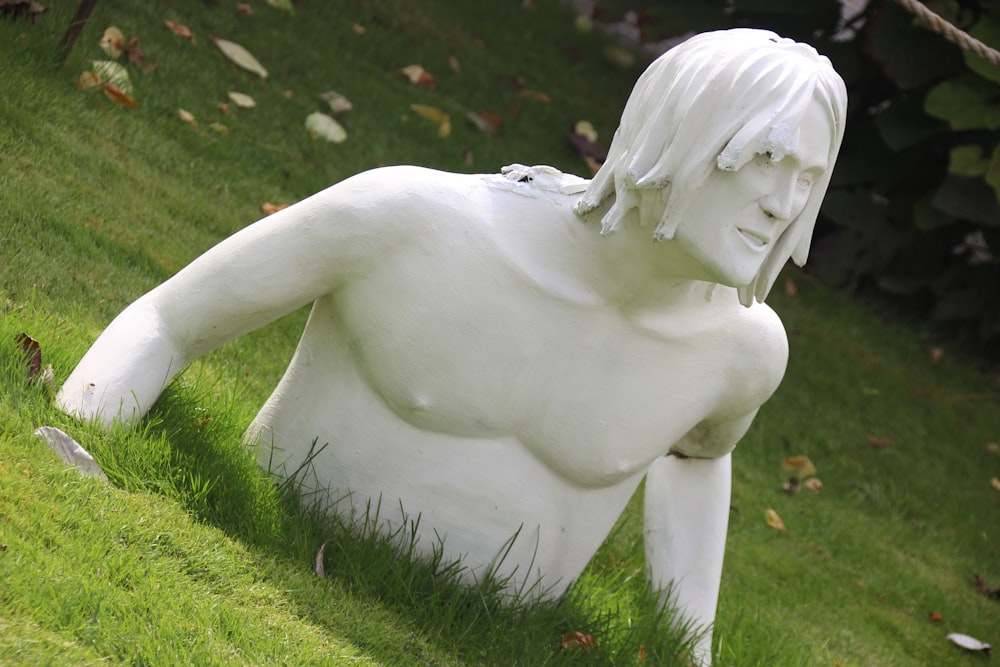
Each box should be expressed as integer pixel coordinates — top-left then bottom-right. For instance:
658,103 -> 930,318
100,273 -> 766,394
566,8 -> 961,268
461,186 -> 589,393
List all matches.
575,28 -> 847,306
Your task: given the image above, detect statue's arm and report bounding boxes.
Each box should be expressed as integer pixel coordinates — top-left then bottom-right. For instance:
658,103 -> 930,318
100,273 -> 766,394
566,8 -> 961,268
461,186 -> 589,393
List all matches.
643,411 -> 756,665
56,166 -> 430,428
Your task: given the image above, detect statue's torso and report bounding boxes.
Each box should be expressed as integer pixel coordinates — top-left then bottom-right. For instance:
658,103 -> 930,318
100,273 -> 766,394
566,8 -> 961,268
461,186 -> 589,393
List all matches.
247,170 -> 787,594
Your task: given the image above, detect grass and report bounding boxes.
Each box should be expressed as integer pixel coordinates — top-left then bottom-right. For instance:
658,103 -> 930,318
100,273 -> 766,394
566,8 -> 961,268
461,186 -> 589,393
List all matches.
1,0 -> 998,665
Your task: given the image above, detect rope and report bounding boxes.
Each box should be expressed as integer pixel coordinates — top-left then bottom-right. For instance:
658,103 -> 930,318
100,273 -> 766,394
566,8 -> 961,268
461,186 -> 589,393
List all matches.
893,0 -> 1000,67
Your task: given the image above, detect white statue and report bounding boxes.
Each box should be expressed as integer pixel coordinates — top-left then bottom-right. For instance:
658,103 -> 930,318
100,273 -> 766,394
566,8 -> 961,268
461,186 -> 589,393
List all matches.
57,29 -> 846,664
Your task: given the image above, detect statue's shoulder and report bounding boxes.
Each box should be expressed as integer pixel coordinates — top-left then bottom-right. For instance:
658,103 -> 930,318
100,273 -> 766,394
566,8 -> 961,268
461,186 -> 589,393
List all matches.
722,299 -> 790,409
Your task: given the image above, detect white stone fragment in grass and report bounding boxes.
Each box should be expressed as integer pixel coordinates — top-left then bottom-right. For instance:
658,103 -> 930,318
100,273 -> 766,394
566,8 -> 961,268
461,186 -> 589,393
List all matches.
34,426 -> 108,482
947,632 -> 992,655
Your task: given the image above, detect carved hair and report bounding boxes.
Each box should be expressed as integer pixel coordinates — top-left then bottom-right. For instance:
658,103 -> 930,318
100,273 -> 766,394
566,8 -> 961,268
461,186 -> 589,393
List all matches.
574,28 -> 848,306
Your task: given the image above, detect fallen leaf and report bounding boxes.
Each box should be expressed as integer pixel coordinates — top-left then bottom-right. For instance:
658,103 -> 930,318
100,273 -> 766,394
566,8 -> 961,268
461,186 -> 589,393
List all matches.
15,333 -> 41,377
209,122 -> 228,134
236,3 -> 253,16
178,108 -> 197,126
574,120 -> 598,143
282,89 -> 294,99
227,91 -> 257,108
411,104 -> 451,137
305,111 -> 347,143
764,508 -> 787,532
91,60 -> 132,94
867,430 -> 893,448
603,44 -> 635,68
124,37 -> 153,71
947,632 -> 992,655
34,426 -> 108,481
518,89 -> 551,103
75,71 -> 101,89
930,346 -> 944,362
781,477 -> 800,495
447,54 -> 460,72
782,455 -> 817,478
102,83 -> 140,107
399,64 -> 437,89
315,537 -> 334,576
803,477 -> 824,491
974,574 -> 1000,599
214,37 -> 268,78
466,110 -> 502,136
266,0 -> 294,12
637,644 -> 647,662
352,23 -> 366,35
262,202 -> 288,215
986,442 -> 1000,455
560,630 -> 596,651
319,90 -> 352,113
98,26 -> 124,58
217,102 -> 229,115
929,611 -> 945,623
462,147 -> 474,167
164,19 -> 195,44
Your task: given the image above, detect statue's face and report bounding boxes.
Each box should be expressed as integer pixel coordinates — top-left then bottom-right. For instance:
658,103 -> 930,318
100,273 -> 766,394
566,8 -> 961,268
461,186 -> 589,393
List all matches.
669,102 -> 832,288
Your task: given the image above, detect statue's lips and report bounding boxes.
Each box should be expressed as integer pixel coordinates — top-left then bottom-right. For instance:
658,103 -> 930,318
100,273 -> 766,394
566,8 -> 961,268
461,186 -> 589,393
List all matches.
737,227 -> 770,250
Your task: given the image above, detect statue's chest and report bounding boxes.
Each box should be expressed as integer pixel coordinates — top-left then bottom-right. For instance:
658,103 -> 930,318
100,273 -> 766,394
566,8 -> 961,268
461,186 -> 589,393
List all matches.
329,264 -> 723,485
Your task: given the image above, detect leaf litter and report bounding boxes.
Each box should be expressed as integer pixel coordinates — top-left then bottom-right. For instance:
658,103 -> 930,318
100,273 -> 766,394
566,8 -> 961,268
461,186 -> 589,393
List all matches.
214,37 -> 268,78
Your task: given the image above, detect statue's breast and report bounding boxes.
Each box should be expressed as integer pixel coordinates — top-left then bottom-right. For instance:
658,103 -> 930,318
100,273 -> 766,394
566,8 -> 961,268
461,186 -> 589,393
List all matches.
328,245 -> 729,487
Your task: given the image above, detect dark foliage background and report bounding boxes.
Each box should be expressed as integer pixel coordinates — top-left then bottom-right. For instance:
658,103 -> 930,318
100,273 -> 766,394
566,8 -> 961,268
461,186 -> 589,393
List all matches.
592,0 -> 1000,358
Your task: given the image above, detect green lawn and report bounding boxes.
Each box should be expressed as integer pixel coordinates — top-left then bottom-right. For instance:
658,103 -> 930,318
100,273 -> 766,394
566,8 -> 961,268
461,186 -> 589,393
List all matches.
1,1 -> 998,665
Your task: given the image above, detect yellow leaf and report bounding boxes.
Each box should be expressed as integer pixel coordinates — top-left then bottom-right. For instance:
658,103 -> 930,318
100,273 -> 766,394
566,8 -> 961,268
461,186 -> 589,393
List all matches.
305,112 -> 347,143
574,120 -> 598,143
410,104 -> 451,137
99,26 -> 124,58
991,477 -> 1000,492
227,91 -> 257,108
782,455 -> 817,478
214,37 -> 268,78
764,508 -> 787,532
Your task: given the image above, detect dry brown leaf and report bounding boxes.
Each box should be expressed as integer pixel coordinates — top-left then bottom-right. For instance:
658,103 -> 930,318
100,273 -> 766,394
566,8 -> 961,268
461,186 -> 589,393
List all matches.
352,23 -> 366,35
164,19 -> 196,44
215,37 -> 268,78
518,89 -> 552,103
217,102 -> 230,115
315,537 -> 334,577
930,346 -> 944,362
399,64 -> 438,90
560,631 -> 596,651
75,71 -> 101,89
985,443 -> 1000,455
262,202 -> 288,215
992,477 -> 1000,492
15,333 -> 42,377
867,430 -> 893,448
236,3 -> 253,16
929,611 -> 945,623
974,574 -> 1000,599
99,26 -> 124,58
178,108 -> 196,124
447,54 -> 460,72
102,83 -> 140,107
803,477 -> 824,491
466,111 -> 502,136
209,122 -> 229,135
782,455 -> 817,478
764,508 -> 787,532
